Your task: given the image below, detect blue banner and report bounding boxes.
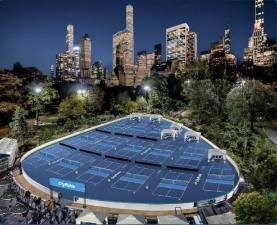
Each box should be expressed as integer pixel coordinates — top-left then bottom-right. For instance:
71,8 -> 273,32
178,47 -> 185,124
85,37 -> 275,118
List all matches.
49,178 -> 85,193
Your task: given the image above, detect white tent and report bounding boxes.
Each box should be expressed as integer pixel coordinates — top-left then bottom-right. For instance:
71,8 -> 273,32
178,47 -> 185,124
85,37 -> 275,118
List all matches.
161,129 -> 177,140
129,113 -> 143,121
149,114 -> 163,123
208,148 -> 227,162
75,211 -> 107,224
184,130 -> 201,143
117,214 -> 145,224
170,123 -> 183,134
0,138 -> 18,168
158,215 -> 189,224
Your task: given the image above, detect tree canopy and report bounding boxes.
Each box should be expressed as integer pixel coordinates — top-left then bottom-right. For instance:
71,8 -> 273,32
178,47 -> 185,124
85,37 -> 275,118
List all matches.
9,106 -> 28,144
232,192 -> 277,224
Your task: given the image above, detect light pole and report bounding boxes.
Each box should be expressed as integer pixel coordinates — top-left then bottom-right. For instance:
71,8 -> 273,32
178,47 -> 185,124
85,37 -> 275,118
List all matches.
34,87 -> 42,127
143,85 -> 151,112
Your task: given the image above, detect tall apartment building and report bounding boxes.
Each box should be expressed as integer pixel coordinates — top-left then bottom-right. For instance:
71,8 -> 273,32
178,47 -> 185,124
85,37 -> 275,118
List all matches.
55,53 -> 75,81
111,4 -> 135,86
73,46 -> 80,77
66,24 -> 74,56
166,23 -> 197,65
154,44 -> 162,64
243,0 -> 276,66
56,24 -> 79,81
223,26 -> 231,54
80,34 -> 92,81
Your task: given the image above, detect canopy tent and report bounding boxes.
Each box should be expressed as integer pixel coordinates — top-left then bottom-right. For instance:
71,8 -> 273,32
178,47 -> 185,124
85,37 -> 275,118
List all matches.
157,215 -> 189,224
149,114 -> 163,123
75,211 -> 107,224
0,138 -> 18,168
184,130 -> 201,143
161,129 -> 178,140
170,123 -> 183,135
129,113 -> 143,121
208,148 -> 227,162
117,214 -> 145,224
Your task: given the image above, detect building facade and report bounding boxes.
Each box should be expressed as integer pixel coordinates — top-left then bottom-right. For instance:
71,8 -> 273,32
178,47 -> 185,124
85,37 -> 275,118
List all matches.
66,24 -> 74,56
80,34 -> 92,81
243,0 -> 276,66
73,46 -> 80,77
200,26 -> 236,66
55,53 -> 76,81
154,44 -> 162,64
166,23 -> 197,65
56,24 -> 79,81
111,4 -> 135,86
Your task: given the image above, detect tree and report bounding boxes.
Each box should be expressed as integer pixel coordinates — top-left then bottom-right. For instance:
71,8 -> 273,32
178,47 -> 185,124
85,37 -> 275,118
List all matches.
182,79 -> 219,122
176,61 -> 210,81
123,101 -> 138,114
84,87 -> 104,115
136,96 -> 147,112
225,79 -> 275,130
27,82 -> 59,125
9,107 -> 28,144
232,192 -> 276,224
0,102 -> 17,125
110,91 -> 131,114
254,153 -> 277,190
58,95 -> 86,120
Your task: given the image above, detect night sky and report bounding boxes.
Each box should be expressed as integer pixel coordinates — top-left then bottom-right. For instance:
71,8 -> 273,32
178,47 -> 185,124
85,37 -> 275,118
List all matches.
0,0 -> 276,74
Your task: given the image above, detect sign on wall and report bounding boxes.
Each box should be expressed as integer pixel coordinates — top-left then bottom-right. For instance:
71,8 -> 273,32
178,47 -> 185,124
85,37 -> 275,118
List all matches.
49,178 -> 85,193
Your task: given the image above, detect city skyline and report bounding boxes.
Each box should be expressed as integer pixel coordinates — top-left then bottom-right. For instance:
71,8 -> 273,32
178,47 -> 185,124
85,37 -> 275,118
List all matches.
0,0 -> 277,74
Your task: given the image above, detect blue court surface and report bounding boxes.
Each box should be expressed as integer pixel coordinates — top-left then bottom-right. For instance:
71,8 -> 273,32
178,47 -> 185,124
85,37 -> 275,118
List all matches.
22,116 -> 239,204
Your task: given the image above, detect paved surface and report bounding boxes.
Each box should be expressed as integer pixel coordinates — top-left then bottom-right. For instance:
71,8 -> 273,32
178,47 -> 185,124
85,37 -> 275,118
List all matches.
21,116 -> 239,205
265,128 -> 277,145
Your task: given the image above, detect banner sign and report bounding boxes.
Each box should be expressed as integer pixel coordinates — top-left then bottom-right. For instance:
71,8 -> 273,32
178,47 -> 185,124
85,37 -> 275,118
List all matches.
49,178 -> 85,193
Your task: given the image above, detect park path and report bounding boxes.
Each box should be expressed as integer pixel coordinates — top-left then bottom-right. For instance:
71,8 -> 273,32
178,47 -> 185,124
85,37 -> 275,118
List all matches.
265,128 -> 277,145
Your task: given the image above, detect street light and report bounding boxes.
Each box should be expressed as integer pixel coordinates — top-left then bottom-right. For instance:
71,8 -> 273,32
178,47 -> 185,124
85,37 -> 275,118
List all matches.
77,89 -> 87,98
34,87 -> 42,94
143,85 -> 151,92
143,85 -> 151,112
34,87 -> 42,127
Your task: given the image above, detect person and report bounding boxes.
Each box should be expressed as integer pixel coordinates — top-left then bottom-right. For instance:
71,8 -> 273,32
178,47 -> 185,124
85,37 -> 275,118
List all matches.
25,190 -> 31,203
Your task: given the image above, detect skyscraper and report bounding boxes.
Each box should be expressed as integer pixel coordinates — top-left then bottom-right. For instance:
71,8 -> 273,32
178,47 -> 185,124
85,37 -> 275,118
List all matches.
243,0 -> 277,66
166,23 -> 197,64
223,26 -> 231,54
154,44 -> 162,64
73,46 -> 80,77
252,0 -> 267,64
80,34 -> 92,81
66,24 -> 74,56
112,4 -> 134,86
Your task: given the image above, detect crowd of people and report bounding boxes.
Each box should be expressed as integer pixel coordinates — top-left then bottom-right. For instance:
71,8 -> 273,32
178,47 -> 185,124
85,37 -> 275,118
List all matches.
0,172 -> 81,224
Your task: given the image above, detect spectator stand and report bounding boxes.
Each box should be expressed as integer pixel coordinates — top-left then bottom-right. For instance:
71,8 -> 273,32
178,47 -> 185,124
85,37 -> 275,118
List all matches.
161,129 -> 178,141
184,130 -> 201,143
208,149 -> 227,163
